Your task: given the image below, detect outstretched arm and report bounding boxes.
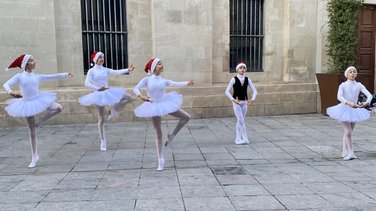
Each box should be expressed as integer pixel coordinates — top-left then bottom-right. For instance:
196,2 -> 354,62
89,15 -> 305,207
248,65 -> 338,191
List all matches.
39,73 -> 70,80
108,64 -> 135,75
166,79 -> 194,87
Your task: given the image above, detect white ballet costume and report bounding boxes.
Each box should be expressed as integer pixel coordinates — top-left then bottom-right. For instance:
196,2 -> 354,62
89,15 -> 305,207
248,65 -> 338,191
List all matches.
79,64 -> 130,151
3,71 -> 69,168
225,74 -> 257,144
134,75 -> 189,170
79,64 -> 129,107
327,80 -> 372,122
3,71 -> 69,117
327,80 -> 372,161
133,75 -> 188,117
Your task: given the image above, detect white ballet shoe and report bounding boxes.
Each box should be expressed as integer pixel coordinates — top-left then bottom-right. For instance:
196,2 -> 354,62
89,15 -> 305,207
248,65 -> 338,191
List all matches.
235,139 -> 246,145
107,109 -> 119,121
349,153 -> 357,159
157,158 -> 165,171
341,149 -> 349,158
164,134 -> 175,147
100,139 -> 107,151
28,155 -> 39,168
343,154 -> 355,161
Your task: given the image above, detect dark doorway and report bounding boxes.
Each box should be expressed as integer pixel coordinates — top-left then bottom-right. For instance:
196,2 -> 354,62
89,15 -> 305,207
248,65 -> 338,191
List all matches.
357,5 -> 376,92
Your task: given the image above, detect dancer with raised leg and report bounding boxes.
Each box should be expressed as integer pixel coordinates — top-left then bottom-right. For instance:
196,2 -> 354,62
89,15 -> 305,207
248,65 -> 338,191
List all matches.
3,54 -> 73,167
79,51 -> 135,151
133,58 -> 194,170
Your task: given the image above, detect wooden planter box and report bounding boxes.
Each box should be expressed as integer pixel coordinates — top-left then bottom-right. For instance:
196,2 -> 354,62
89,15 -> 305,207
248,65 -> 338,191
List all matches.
316,73 -> 345,115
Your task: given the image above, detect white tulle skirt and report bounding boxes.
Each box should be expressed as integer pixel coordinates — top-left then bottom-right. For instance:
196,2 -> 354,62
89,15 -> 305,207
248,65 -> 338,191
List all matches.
134,92 -> 183,117
79,87 -> 125,107
327,103 -> 371,122
5,92 -> 56,117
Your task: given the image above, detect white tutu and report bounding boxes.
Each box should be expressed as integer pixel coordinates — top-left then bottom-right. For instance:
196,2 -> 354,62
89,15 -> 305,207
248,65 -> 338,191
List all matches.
79,87 -> 125,107
5,92 -> 56,117
134,92 -> 183,117
327,103 -> 371,122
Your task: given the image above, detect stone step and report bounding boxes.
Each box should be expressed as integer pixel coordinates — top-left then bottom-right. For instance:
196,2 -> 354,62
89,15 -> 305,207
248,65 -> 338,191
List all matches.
0,82 -> 318,127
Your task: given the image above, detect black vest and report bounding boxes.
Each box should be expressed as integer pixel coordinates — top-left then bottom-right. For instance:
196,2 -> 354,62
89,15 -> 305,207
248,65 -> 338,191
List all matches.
232,76 -> 248,100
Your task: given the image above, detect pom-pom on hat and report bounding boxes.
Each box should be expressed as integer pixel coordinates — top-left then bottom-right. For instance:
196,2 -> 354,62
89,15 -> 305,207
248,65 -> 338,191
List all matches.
5,54 -> 32,71
236,62 -> 247,71
90,51 -> 104,66
144,58 -> 161,75
344,66 -> 357,78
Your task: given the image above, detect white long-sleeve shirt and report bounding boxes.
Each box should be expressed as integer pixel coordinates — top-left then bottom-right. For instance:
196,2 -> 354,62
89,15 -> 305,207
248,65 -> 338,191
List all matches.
225,74 -> 257,101
133,75 -> 188,102
3,71 -> 68,100
85,65 -> 129,90
337,80 -> 372,104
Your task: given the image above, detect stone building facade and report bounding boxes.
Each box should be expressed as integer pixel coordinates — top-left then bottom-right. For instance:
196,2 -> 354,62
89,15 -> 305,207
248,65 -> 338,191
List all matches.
0,0 -> 374,127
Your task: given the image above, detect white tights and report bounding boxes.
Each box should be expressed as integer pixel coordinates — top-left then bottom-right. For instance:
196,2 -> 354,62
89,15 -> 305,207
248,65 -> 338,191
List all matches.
151,109 -> 191,161
341,121 -> 356,157
26,102 -> 63,168
233,101 -> 248,141
97,93 -> 131,141
113,93 -> 132,112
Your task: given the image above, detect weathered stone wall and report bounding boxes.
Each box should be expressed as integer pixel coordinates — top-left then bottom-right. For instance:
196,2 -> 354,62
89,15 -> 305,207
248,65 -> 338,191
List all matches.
0,0 -> 322,127
0,0 -> 59,88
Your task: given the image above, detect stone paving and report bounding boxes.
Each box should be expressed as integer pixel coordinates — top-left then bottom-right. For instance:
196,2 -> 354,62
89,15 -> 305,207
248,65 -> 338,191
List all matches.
1,114 -> 376,210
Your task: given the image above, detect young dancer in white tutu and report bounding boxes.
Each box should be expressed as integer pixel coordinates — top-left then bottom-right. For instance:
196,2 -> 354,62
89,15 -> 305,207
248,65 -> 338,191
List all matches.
225,62 -> 257,145
3,54 -> 73,167
327,66 -> 372,160
133,58 -> 194,170
79,51 -> 135,151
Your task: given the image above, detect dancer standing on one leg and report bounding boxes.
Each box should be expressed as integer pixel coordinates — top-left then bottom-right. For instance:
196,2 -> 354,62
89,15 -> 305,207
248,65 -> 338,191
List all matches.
79,51 -> 135,151
327,66 -> 372,160
3,54 -> 73,168
133,58 -> 194,171
225,62 -> 257,145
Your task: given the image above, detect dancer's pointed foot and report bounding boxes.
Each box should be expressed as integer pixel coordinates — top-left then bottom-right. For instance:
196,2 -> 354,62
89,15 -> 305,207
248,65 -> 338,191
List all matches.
164,134 -> 175,147
107,109 -> 118,121
157,158 -> 165,171
100,139 -> 107,151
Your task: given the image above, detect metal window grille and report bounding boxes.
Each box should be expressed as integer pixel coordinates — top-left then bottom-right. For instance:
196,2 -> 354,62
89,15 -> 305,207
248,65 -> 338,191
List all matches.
81,0 -> 128,74
230,0 -> 264,72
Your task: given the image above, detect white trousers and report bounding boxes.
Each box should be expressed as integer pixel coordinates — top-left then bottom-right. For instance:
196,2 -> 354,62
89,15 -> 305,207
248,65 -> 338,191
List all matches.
233,101 -> 248,141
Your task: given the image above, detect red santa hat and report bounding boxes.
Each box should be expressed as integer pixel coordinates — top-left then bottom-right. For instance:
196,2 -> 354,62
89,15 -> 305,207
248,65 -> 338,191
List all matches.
236,62 -> 247,71
5,54 -> 32,71
144,58 -> 161,75
90,51 -> 104,66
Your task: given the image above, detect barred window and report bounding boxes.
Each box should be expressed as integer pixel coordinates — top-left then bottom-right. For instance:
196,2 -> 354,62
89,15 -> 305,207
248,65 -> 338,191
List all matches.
81,0 -> 128,74
230,0 -> 264,72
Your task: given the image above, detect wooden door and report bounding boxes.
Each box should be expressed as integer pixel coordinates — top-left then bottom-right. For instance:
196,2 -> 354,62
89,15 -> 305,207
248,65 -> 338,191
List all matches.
357,5 -> 376,92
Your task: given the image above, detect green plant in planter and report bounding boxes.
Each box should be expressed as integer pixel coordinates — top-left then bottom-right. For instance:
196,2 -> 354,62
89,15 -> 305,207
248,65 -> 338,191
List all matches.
326,0 -> 363,73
